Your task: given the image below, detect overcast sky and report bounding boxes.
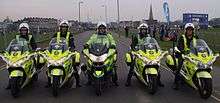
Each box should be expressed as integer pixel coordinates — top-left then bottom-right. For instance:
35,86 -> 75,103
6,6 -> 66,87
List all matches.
0,0 -> 219,22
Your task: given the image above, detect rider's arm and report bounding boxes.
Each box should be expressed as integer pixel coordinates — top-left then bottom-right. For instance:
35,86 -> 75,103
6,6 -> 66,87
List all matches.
107,34 -> 116,48
85,34 -> 96,47
69,34 -> 75,51
30,37 -> 37,50
131,34 -> 138,50
177,36 -> 184,53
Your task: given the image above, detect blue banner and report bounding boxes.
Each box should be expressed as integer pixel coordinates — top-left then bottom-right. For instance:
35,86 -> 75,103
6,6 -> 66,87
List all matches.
163,2 -> 170,25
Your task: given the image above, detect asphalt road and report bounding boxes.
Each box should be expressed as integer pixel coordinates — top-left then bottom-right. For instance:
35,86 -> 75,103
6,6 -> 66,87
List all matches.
0,31 -> 220,103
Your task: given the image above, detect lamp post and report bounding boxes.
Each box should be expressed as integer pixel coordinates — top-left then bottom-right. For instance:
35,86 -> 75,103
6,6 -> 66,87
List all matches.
78,1 -> 83,23
101,5 -> 107,23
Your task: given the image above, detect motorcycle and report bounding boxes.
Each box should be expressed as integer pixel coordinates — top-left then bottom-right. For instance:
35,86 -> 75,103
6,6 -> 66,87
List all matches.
38,37 -> 80,97
126,37 -> 168,94
82,43 -> 117,96
0,38 -> 39,97
166,39 -> 219,99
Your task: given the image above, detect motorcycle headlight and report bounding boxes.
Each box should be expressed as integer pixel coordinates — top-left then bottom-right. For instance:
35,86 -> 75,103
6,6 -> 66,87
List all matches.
148,60 -> 159,65
197,62 -> 207,69
9,59 -> 25,67
47,57 -> 66,66
90,54 -> 108,63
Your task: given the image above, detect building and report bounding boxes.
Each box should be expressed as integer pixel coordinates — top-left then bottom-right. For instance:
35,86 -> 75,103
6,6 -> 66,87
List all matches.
15,17 -> 58,34
0,17 -> 14,33
119,21 -> 133,28
183,13 -> 209,29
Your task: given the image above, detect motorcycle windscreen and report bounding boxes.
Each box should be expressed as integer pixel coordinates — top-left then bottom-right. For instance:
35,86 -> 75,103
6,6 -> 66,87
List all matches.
89,43 -> 109,56
6,39 -> 30,62
6,39 -> 30,53
48,38 -> 68,52
137,37 -> 160,52
189,39 -> 213,63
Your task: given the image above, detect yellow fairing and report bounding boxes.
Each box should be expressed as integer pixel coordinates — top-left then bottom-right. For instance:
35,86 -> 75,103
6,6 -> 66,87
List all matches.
189,52 -> 214,64
5,51 -> 29,63
75,52 -> 80,63
94,71 -> 104,77
45,50 -> 69,60
51,69 -> 64,76
145,68 -> 158,75
137,50 -> 161,60
166,55 -> 174,65
196,71 -> 212,78
10,70 -> 24,77
125,53 -> 132,63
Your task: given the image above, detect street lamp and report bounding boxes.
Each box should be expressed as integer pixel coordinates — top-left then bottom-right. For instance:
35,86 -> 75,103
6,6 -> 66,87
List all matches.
101,5 -> 107,23
116,0 -> 120,24
78,1 -> 83,23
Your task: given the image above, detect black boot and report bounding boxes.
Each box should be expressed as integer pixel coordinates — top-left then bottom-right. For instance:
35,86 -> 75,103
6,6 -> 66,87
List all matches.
113,74 -> 119,86
86,73 -> 92,86
45,77 -> 51,88
125,67 -> 134,87
5,83 -> 11,90
112,65 -> 119,86
172,73 -> 180,90
74,73 -> 81,88
157,73 -> 164,87
172,82 -> 179,90
158,80 -> 165,87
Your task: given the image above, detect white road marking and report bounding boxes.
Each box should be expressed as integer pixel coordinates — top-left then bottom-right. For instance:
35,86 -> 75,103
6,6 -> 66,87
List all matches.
0,65 -> 6,71
211,95 -> 220,102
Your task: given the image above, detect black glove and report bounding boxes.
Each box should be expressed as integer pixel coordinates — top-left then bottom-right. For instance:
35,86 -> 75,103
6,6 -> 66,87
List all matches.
110,45 -> 116,49
83,44 -> 89,49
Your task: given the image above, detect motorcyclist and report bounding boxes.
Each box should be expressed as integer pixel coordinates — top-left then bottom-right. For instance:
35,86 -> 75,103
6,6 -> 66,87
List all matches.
6,23 -> 37,89
46,20 -> 81,88
173,23 -> 198,90
83,22 -> 118,86
16,23 -> 37,50
125,23 -> 164,87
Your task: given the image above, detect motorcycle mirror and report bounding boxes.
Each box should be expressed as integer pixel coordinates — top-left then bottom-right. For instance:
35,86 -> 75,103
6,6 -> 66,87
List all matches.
169,48 -> 174,54
36,48 -> 41,51
181,54 -> 185,59
0,51 -> 5,54
134,46 -> 139,51
174,47 -> 181,53
214,53 -> 219,57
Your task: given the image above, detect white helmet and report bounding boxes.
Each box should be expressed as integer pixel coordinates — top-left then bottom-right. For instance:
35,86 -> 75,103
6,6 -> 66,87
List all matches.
97,22 -> 107,28
184,23 -> 195,30
59,20 -> 69,27
138,23 -> 148,29
19,23 -> 29,33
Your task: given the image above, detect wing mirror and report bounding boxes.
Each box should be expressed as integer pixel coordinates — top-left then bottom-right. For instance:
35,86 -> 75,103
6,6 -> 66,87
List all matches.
174,47 -> 181,53
214,53 -> 219,57
134,46 -> 139,51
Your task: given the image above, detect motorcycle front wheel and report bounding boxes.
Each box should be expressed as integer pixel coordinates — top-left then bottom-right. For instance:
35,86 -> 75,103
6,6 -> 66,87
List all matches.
95,78 -> 102,96
52,76 -> 60,97
10,77 -> 22,98
147,75 -> 158,95
198,78 -> 212,99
